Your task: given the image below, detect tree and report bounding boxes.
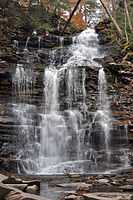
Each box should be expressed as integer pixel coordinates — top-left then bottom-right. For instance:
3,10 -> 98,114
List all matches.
99,0 -> 123,38
61,0 -> 83,34
46,0 -> 69,15
124,0 -> 133,32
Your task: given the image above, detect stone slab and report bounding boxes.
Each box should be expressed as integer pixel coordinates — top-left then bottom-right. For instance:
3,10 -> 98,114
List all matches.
83,192 -> 132,200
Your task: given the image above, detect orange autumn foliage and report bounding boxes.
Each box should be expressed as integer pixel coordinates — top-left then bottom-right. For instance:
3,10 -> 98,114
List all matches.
18,0 -> 87,30
70,13 -> 87,29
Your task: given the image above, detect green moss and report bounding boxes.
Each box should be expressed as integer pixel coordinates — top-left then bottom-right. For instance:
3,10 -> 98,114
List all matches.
30,17 -> 53,32
110,0 -> 133,45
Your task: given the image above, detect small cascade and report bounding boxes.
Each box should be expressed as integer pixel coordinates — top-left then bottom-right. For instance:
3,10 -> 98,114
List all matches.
63,28 -> 100,68
39,67 -> 68,172
39,113 -> 68,170
13,103 -> 38,173
88,67 -> 129,170
67,68 -> 77,108
13,63 -> 33,100
97,68 -> 112,163
12,50 -> 37,173
44,68 -> 59,112
59,36 -> 64,47
24,36 -> 30,51
59,36 -> 64,65
82,68 -> 87,114
14,40 -> 19,52
38,36 -> 41,50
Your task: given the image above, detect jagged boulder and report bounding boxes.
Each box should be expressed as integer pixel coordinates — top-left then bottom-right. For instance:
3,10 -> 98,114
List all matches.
5,191 -> 45,200
0,177 -> 45,200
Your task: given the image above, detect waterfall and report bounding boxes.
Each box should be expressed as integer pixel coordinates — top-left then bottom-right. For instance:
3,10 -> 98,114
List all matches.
59,36 -> 64,47
37,28 -> 102,174
38,36 -> 41,50
13,63 -> 33,99
13,103 -> 38,173
44,68 -> 59,112
97,68 -> 112,163
14,40 -> 19,52
24,36 -> 30,51
39,113 -> 68,170
12,26 -> 129,174
12,51 -> 37,173
39,67 -> 68,172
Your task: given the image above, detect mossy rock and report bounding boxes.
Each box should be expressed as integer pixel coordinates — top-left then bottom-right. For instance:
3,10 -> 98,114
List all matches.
123,52 -> 133,62
95,19 -> 111,33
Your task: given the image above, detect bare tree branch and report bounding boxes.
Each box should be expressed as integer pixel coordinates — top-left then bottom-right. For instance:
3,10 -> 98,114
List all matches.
61,0 -> 82,35
99,0 -> 123,38
124,0 -> 133,32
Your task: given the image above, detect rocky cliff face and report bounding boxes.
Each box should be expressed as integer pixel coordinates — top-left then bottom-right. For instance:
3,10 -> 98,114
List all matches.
95,20 -> 133,160
0,1 -> 132,172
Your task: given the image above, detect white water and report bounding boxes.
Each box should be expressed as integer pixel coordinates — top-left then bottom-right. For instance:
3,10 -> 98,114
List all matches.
12,53 -> 37,173
24,36 -> 30,51
44,68 -> 59,112
97,68 -> 112,163
13,63 -> 33,99
12,27 -> 129,174
38,36 -> 41,50
37,28 -> 108,174
63,28 -> 100,68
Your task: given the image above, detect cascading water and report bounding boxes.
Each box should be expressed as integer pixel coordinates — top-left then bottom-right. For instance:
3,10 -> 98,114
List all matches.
38,27 -> 129,174
44,68 -> 59,112
12,49 -> 38,173
38,36 -> 41,50
24,37 -> 30,51
13,63 -> 33,99
12,24 -> 129,173
36,28 -> 110,174
97,68 -> 112,163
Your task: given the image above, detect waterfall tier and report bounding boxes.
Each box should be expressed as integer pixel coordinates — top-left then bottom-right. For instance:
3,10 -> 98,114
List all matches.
0,27 -> 128,174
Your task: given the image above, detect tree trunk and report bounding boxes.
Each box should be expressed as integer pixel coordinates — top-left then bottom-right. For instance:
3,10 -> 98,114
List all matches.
111,0 -> 116,17
61,0 -> 82,35
124,9 -> 129,43
124,0 -> 133,32
99,0 -> 123,38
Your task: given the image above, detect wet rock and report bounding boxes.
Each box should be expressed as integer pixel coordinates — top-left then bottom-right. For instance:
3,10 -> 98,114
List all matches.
0,182 -> 13,199
18,34 -> 72,49
0,174 -> 42,199
3,176 -> 23,184
97,179 -> 109,184
64,191 -> 78,196
5,190 -> 46,200
93,56 -> 114,65
76,183 -> 92,192
104,62 -> 124,74
5,184 -> 28,191
57,182 -> 90,191
0,54 -> 17,63
23,180 -> 40,188
0,181 -> 44,200
123,52 -> 133,62
126,179 -> 133,185
82,192 -> 132,200
95,19 -> 111,33
119,185 -> 133,192
0,174 -> 7,182
0,158 -> 17,173
25,185 -> 39,195
65,194 -> 79,200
